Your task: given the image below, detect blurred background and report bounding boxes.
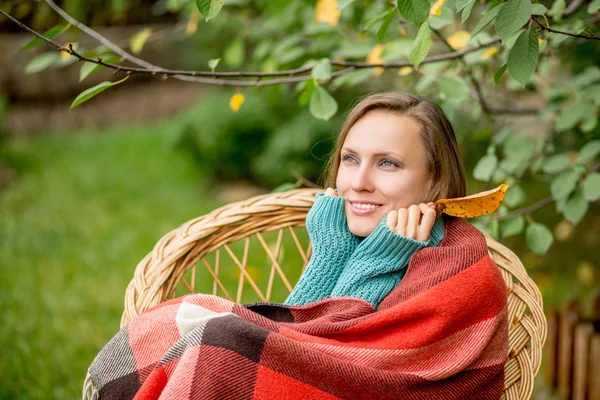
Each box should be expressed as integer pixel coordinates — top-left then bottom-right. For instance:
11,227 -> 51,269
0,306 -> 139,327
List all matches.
1,0 -> 599,398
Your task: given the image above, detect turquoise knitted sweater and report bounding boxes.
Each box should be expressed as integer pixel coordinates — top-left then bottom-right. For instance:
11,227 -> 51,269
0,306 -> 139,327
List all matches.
284,193 -> 445,309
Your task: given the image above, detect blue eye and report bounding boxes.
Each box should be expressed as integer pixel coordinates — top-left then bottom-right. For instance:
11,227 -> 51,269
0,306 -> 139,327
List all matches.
342,154 -> 358,163
380,159 -> 399,168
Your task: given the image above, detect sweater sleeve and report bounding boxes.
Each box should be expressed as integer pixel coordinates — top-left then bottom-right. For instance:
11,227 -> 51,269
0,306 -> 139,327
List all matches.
330,216 -> 445,308
284,193 -> 360,306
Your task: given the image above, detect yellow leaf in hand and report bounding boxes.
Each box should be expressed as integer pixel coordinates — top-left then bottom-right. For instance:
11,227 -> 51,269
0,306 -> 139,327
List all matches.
315,0 -> 341,27
435,184 -> 509,218
229,93 -> 245,112
447,31 -> 471,50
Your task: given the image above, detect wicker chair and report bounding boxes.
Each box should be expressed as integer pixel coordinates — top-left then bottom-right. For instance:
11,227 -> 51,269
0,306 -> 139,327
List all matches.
120,188 -> 547,400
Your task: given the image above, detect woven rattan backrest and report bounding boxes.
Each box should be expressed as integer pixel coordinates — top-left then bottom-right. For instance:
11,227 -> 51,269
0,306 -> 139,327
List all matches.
121,188 -> 547,400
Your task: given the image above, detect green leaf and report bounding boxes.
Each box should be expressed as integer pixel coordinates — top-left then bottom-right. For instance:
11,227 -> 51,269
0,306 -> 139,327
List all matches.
208,58 -> 221,70
397,0 -> 430,26
79,55 -> 120,82
70,77 -> 127,110
507,29 -> 539,86
455,0 -> 473,12
495,0 -> 532,43
472,3 -> 503,38
531,3 -> 547,15
21,25 -> 67,51
550,170 -> 580,200
437,77 -> 470,101
309,86 -> 338,120
224,38 -> 245,69
299,80 -> 315,107
555,103 -> 591,132
562,188 -> 588,224
501,216 -> 525,238
543,153 -> 570,174
312,58 -> 332,81
526,222 -> 554,255
363,9 -> 393,32
549,0 -> 565,21
494,63 -> 507,86
377,9 -> 397,42
196,0 -> 224,21
338,0 -> 357,10
130,28 -> 153,55
473,153 -> 498,182
24,53 -> 61,74
408,21 -> 431,70
460,0 -> 477,24
578,140 -> 600,163
588,0 -> 600,13
582,173 -> 600,201
503,185 -> 526,207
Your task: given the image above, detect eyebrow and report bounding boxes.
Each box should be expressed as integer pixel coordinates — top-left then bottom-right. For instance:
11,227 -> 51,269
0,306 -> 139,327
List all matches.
341,147 -> 405,162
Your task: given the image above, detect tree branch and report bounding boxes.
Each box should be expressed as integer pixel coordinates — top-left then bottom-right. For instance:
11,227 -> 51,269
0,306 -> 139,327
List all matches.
1,7 -> 503,87
532,16 -> 600,40
497,163 -> 600,221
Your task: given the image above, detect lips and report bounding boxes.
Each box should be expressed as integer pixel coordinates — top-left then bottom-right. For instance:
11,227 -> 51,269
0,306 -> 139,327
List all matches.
348,200 -> 383,216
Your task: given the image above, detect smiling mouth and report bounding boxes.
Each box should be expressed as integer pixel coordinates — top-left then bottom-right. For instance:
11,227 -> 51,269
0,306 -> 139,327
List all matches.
348,201 -> 383,215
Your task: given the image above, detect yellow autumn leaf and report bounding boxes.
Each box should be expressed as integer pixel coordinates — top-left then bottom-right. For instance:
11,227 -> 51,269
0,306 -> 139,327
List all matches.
447,31 -> 471,50
435,184 -> 509,218
398,66 -> 413,76
430,0 -> 446,16
229,93 -> 245,112
315,0 -> 340,27
481,47 -> 499,60
367,44 -> 384,76
186,10 -> 200,35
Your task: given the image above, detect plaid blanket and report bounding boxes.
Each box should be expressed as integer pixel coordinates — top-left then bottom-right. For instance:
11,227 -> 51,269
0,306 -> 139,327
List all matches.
86,217 -> 508,400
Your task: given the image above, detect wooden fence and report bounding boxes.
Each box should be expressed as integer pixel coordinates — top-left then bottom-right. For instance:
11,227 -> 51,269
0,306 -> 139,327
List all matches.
545,294 -> 600,400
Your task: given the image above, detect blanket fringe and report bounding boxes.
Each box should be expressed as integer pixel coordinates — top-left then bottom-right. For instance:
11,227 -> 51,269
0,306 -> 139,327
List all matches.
82,371 -> 99,400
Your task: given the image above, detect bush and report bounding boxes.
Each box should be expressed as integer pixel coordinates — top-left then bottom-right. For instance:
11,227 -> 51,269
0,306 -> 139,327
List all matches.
174,90 -> 342,187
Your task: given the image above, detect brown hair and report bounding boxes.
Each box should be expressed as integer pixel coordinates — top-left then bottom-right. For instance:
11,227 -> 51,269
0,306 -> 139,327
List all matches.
322,92 -> 466,204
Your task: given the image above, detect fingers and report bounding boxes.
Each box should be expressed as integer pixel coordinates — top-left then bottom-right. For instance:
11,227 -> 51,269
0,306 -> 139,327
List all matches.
325,187 -> 337,197
391,203 -> 437,242
386,210 -> 398,230
417,203 -> 436,242
396,208 -> 408,236
406,205 -> 420,239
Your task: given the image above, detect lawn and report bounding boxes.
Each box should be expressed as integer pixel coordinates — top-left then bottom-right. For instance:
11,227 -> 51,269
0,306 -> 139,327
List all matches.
0,125 -> 222,399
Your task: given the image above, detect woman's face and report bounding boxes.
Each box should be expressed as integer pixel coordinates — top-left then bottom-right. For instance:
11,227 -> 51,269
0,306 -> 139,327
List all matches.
336,110 -> 432,237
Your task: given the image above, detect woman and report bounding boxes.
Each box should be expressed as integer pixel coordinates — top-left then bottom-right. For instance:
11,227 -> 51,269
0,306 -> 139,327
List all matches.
86,92 -> 508,400
285,92 -> 464,309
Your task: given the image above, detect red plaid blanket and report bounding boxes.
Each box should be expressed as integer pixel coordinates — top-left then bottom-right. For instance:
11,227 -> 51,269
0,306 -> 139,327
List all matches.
86,217 -> 508,400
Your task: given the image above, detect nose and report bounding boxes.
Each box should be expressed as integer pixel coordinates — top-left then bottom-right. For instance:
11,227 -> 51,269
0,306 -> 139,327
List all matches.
351,165 -> 375,193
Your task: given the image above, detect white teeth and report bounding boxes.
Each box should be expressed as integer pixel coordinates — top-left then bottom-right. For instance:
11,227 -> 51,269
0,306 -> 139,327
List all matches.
353,203 -> 378,210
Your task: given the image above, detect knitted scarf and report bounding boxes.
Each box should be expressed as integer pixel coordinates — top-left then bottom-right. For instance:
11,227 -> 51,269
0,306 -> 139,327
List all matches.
85,216 -> 508,400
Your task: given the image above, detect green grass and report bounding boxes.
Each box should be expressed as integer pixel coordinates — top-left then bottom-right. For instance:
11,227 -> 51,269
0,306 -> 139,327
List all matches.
0,125 -> 222,399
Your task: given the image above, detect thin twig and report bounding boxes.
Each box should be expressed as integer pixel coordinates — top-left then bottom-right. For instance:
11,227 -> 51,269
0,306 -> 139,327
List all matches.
290,170 -> 320,189
532,16 -> 600,40
1,7 -> 502,87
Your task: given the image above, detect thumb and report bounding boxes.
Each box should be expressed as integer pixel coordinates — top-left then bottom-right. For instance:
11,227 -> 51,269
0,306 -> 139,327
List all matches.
325,187 -> 337,197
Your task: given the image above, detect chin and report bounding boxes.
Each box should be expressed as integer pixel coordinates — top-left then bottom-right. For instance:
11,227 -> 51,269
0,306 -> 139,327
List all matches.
347,220 -> 379,238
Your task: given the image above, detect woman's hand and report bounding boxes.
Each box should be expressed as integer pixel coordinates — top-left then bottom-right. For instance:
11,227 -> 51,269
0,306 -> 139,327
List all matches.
325,187 -> 337,197
386,203 -> 437,242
